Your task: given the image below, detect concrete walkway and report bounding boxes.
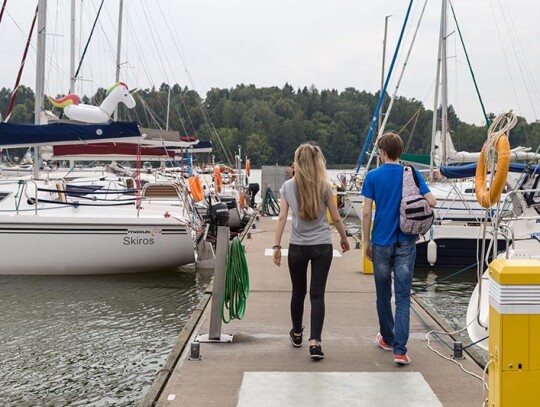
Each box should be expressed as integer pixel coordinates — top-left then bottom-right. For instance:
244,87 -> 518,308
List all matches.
153,216 -> 484,406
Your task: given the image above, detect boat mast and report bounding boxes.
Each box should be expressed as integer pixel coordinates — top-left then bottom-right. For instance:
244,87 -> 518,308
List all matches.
69,0 -> 76,93
114,0 -> 124,122
440,0 -> 449,166
377,15 -> 392,140
33,0 -> 47,179
429,0 -> 447,180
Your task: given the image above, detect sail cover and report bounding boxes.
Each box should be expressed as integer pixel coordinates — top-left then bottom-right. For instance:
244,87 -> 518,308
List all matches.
52,143 -> 175,160
0,121 -> 141,148
440,163 -> 540,179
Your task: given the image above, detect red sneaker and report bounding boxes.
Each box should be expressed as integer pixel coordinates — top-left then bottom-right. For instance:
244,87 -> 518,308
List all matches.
376,333 -> 393,351
394,353 -> 411,365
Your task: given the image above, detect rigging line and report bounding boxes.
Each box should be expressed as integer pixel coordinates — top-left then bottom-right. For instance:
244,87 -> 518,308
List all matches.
136,96 -> 167,130
499,0 -> 539,118
355,0 -> 415,173
133,1 -> 228,163
171,88 -> 199,140
403,109 -> 421,153
137,1 -> 173,85
72,0 -> 105,86
129,2 -> 199,137
121,8 -> 154,85
0,0 -> 8,25
449,1 -> 489,126
174,106 -> 190,137
151,2 -> 209,141
155,1 -> 199,93
153,2 -> 231,162
488,0 -> 522,116
5,4 -> 38,122
364,0 -> 427,172
496,0 -> 538,120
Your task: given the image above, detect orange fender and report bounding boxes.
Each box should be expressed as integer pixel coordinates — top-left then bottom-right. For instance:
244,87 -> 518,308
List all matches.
188,176 -> 204,202
214,165 -> 223,193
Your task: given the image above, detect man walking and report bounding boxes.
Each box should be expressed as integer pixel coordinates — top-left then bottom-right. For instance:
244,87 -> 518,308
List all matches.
361,132 -> 436,365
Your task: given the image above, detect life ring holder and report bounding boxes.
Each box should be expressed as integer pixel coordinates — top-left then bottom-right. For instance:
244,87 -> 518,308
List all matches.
475,134 -> 510,208
188,176 -> 204,202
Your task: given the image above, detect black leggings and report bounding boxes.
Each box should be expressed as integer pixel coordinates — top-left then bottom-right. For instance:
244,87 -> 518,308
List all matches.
288,243 -> 333,341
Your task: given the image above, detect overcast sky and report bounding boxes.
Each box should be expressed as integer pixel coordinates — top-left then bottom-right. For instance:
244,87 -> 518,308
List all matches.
1,0 -> 539,126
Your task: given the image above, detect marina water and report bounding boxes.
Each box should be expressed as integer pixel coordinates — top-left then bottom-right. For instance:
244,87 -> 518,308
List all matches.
0,267 -> 209,406
0,169 -> 478,405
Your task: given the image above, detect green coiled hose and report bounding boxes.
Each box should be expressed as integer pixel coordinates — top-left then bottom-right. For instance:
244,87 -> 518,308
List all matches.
262,187 -> 280,216
222,237 -> 250,323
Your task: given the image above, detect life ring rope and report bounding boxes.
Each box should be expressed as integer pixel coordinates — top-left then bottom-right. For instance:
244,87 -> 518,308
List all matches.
474,112 -> 516,208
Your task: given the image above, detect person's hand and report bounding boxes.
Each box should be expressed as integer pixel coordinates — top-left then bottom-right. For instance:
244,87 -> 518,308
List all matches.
340,237 -> 350,253
364,242 -> 373,261
273,247 -> 282,266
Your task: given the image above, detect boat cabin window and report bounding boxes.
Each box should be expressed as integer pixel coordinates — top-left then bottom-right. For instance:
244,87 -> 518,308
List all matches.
0,192 -> 10,203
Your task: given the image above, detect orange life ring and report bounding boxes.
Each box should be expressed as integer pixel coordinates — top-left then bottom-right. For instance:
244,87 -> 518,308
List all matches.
246,159 -> 251,177
213,165 -> 223,193
475,134 -> 510,208
188,176 -> 204,202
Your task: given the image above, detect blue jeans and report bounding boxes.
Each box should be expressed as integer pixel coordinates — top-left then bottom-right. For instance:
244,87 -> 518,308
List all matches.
372,240 -> 416,355
287,244 -> 333,341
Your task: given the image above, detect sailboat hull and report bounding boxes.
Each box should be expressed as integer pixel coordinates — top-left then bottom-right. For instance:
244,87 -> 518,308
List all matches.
415,236 -> 508,268
0,217 -> 194,275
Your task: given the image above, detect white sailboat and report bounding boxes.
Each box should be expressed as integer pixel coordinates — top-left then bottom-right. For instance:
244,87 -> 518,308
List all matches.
0,1 -> 198,275
466,170 -> 540,350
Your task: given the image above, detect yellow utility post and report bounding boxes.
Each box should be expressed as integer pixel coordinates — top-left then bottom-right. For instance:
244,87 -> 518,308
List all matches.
327,184 -> 338,224
361,201 -> 374,274
488,259 -> 540,406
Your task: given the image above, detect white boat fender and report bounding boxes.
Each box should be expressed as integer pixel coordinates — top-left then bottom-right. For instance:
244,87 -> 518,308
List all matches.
427,240 -> 437,266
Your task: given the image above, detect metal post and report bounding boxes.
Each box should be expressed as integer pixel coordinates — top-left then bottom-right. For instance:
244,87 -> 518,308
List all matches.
197,226 -> 233,343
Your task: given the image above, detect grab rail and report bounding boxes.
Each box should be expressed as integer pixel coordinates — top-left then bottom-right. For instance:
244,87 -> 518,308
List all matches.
17,180 -> 39,215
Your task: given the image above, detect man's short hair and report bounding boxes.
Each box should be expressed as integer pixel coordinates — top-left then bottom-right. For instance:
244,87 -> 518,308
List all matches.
377,132 -> 403,160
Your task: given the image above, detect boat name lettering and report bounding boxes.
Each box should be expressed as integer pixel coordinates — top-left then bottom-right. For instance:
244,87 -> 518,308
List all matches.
127,229 -> 162,236
123,237 -> 155,246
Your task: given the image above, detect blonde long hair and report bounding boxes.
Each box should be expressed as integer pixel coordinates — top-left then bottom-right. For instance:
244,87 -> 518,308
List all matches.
294,143 -> 329,220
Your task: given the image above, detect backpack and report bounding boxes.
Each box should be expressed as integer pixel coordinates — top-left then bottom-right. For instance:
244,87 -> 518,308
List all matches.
399,166 -> 434,235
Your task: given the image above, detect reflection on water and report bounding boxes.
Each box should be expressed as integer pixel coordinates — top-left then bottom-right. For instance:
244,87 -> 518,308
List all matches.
412,267 -> 477,329
0,266 -> 210,406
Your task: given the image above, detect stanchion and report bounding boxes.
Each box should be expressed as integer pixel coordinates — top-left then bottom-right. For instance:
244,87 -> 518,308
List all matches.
197,226 -> 233,343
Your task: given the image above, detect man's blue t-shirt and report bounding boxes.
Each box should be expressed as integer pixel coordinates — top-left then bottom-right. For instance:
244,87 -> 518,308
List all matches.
360,164 -> 431,246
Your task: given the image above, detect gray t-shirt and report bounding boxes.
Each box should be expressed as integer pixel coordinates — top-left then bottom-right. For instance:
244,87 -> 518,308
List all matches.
280,178 -> 332,245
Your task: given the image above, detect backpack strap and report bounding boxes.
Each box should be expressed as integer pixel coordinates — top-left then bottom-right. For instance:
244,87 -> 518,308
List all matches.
402,165 -> 420,196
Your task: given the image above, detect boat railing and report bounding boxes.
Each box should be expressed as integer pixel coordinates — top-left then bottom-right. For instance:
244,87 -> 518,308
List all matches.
495,223 -> 515,257
16,180 -> 39,215
138,181 -> 191,217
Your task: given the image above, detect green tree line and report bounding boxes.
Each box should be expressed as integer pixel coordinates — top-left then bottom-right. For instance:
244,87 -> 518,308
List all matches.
2,83 -> 540,166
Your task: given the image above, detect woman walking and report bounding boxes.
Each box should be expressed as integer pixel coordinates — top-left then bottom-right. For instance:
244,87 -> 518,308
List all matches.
273,142 -> 350,360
